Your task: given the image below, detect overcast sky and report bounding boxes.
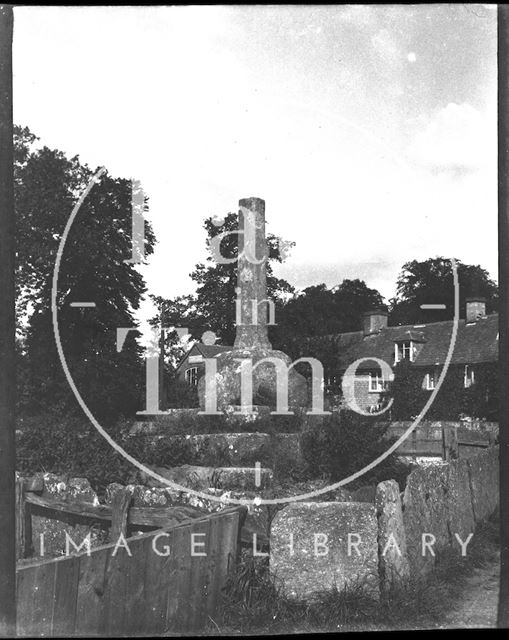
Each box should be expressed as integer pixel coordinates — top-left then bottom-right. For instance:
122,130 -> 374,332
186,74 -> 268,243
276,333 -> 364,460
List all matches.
13,5 -> 497,327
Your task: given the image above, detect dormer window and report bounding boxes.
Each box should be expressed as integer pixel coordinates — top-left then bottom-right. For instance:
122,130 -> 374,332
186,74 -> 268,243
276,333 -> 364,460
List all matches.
395,340 -> 414,363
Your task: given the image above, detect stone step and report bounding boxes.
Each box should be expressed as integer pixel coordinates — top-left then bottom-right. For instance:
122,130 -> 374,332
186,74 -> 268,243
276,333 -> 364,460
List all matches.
140,464 -> 273,492
130,432 -> 273,467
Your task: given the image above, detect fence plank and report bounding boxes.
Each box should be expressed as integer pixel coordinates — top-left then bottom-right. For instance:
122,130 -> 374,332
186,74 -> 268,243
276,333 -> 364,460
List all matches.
51,555 -> 79,636
145,529 -> 175,634
168,523 -> 193,632
25,492 -> 202,530
123,535 -> 151,635
74,547 -> 109,635
102,542 -> 132,635
17,559 -> 56,636
187,518 -> 211,631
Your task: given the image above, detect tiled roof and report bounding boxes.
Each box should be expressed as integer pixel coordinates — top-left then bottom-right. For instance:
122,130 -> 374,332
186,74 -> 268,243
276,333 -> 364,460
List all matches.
175,342 -> 232,373
195,344 -> 232,358
305,314 -> 498,371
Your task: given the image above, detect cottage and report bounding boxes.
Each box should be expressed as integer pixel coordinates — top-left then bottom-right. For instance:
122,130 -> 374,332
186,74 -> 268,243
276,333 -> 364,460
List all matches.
175,298 -> 498,418
175,342 -> 232,387
307,297 -> 498,415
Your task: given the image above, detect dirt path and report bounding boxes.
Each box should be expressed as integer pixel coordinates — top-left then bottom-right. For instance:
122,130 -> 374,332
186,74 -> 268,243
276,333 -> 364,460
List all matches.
439,553 -> 500,629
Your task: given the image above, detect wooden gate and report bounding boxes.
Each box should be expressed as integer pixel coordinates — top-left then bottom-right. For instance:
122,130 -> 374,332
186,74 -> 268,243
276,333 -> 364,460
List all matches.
16,506 -> 245,636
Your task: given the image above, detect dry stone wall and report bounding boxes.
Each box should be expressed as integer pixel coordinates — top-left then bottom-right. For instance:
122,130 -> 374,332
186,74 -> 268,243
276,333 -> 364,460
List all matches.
269,446 -> 499,601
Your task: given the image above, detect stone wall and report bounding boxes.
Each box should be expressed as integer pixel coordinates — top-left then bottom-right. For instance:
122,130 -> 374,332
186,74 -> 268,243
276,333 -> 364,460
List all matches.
270,446 -> 499,601
24,473 -> 105,558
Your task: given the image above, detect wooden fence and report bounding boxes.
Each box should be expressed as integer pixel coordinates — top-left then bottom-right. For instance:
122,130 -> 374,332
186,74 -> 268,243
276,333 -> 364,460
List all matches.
386,423 -> 495,459
15,481 -> 246,635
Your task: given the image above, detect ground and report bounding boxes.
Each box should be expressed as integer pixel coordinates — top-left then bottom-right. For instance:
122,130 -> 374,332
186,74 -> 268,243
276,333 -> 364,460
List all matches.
439,551 -> 499,629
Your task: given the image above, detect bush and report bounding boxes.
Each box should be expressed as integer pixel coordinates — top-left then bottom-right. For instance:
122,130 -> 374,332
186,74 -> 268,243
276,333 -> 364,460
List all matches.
299,410 -> 410,488
16,406 -> 138,496
165,378 -> 199,408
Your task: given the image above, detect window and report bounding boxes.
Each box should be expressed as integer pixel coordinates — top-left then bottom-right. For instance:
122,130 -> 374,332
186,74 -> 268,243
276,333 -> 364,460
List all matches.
395,341 -> 414,363
464,365 -> 475,388
369,371 -> 387,392
425,369 -> 439,390
185,366 -> 199,386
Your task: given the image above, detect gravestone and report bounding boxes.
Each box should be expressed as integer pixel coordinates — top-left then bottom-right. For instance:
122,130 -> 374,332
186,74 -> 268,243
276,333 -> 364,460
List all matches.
198,197 -> 308,412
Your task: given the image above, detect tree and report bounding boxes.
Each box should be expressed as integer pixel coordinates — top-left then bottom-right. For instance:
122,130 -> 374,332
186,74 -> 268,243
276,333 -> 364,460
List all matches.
153,212 -> 294,347
15,126 -> 155,422
274,278 -> 385,354
390,257 -> 498,326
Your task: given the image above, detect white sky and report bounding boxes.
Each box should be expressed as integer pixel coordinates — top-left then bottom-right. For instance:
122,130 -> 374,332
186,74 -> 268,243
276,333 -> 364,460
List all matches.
12,5 -> 497,328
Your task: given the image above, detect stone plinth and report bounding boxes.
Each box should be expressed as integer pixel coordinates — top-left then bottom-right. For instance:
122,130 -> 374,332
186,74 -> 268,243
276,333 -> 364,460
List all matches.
198,347 -> 309,411
270,502 -> 379,601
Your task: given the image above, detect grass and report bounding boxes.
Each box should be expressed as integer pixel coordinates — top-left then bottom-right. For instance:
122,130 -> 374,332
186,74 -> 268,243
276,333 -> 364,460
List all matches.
206,515 -> 499,634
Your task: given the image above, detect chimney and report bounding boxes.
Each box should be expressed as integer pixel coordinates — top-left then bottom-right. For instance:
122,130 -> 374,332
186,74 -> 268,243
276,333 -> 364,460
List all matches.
466,297 -> 486,323
362,310 -> 388,336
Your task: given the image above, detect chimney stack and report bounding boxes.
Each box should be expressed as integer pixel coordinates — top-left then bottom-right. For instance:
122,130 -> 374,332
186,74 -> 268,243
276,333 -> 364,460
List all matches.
466,297 -> 486,323
362,310 -> 388,336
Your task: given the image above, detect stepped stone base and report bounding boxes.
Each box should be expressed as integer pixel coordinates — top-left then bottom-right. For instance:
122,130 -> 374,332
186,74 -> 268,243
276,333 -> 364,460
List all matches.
140,464 -> 273,492
132,432 -> 272,467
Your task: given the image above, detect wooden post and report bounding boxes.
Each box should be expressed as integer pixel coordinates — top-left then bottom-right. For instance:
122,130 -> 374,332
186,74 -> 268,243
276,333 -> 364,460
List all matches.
15,478 -> 33,559
499,4 -> 509,627
110,487 -> 132,542
441,425 -> 448,460
15,478 -> 25,560
0,4 -> 16,634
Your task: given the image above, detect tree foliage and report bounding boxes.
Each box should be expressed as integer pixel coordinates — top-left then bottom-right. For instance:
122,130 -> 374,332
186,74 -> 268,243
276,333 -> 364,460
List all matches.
390,257 -> 498,325
15,125 -> 155,422
275,279 -> 385,351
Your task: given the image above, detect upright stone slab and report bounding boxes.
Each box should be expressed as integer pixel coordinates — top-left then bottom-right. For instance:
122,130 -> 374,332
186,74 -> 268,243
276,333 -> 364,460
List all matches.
446,458 -> 475,540
270,502 -> 379,601
198,197 -> 308,412
375,480 -> 410,590
467,446 -> 499,523
402,464 -> 450,575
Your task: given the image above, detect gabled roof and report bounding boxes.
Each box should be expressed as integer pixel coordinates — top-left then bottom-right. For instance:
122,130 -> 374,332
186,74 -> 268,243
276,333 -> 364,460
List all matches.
304,314 -> 498,371
175,342 -> 232,374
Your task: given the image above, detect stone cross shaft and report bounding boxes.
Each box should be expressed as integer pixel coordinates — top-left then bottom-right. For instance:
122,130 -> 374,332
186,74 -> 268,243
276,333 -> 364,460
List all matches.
234,197 -> 272,350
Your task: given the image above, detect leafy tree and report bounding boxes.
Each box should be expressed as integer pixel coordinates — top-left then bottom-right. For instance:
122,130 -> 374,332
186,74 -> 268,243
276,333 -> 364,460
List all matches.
390,257 -> 498,325
15,125 -> 155,422
275,279 -> 385,348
